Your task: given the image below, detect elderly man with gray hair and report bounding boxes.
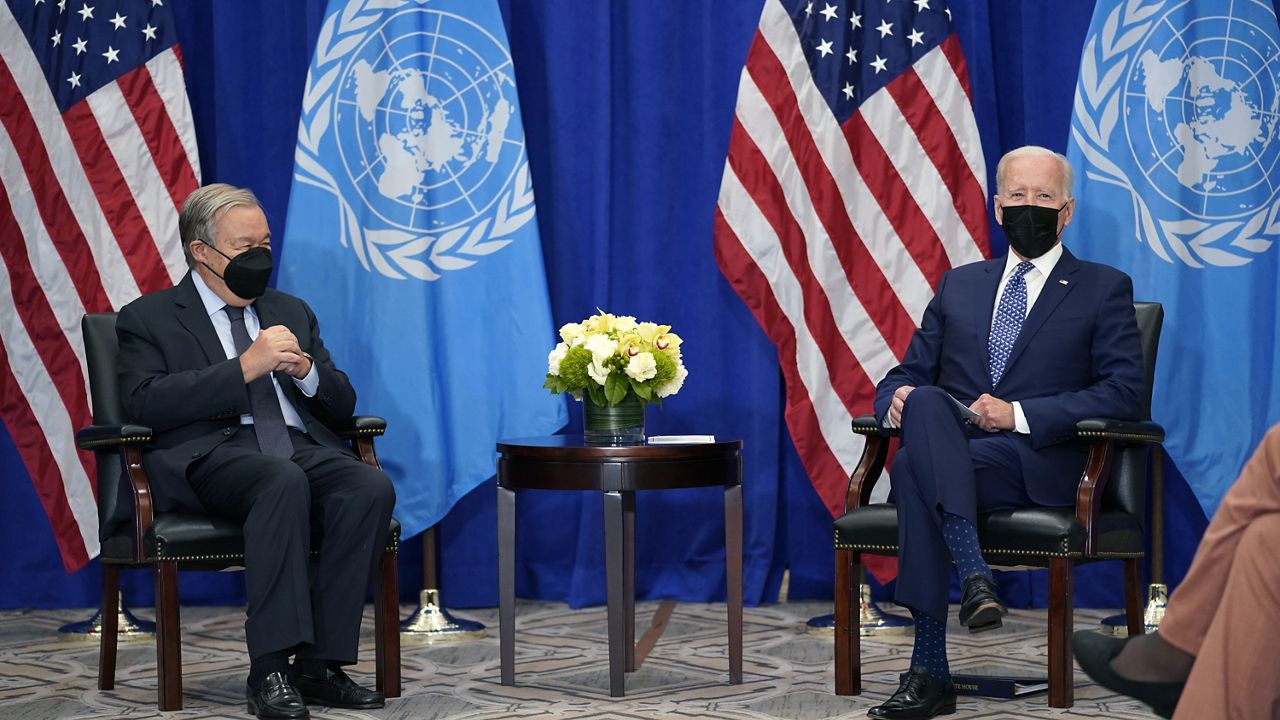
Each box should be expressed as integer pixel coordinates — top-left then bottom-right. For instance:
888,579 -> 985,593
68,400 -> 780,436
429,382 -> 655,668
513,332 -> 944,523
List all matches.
116,183 -> 395,719
865,146 -> 1145,719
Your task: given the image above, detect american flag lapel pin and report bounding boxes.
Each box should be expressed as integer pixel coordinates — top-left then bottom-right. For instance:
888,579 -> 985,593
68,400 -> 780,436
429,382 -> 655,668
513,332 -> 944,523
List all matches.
1058,279 -> 1069,285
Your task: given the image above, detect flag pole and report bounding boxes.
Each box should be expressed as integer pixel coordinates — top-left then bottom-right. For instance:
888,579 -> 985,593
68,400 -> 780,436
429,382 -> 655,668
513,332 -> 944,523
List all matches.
1100,449 -> 1167,635
807,566 -> 913,636
57,591 -> 154,641
399,526 -> 486,640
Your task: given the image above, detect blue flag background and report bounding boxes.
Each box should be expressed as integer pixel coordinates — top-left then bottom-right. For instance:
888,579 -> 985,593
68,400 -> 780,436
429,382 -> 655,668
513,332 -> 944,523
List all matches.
277,0 -> 566,538
1067,0 -> 1280,517
10,0 -> 1268,612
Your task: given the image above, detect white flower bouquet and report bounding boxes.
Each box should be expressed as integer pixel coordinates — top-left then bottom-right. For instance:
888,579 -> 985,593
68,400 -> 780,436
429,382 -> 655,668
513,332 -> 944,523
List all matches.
543,310 -> 688,407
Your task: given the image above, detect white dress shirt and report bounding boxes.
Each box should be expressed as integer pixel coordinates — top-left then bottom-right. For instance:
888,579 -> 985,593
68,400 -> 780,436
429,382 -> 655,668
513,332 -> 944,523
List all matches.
992,242 -> 1064,434
191,272 -> 318,431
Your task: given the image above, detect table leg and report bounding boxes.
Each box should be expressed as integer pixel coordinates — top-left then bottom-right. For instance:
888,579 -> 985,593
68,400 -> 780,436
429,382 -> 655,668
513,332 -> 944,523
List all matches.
603,490 -> 626,697
623,490 -> 636,672
498,486 -> 516,686
725,483 -> 744,684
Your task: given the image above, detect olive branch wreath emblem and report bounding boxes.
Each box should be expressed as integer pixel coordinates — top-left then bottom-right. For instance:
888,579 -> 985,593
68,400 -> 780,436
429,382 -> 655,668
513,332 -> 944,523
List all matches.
1070,0 -> 1279,268
292,0 -> 536,281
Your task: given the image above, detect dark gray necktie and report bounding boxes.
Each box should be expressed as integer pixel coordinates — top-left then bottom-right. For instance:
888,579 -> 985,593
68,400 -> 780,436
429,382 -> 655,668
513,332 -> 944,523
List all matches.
224,305 -> 294,457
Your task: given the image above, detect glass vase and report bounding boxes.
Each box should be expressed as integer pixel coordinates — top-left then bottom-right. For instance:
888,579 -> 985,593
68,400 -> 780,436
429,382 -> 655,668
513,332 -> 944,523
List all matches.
582,392 -> 646,445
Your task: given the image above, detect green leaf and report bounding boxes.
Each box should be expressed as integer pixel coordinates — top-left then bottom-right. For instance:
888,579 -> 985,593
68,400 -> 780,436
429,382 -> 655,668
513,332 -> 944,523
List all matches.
543,375 -> 570,394
630,379 -> 653,402
586,383 -> 607,406
604,373 -> 628,404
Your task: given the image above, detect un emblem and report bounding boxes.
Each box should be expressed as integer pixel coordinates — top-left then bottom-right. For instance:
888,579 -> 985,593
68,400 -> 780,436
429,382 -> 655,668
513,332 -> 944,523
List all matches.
1072,0 -> 1280,268
294,0 -> 536,280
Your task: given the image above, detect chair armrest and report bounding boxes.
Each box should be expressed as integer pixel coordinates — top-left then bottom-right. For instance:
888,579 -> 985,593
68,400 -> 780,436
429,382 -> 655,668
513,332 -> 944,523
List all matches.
846,415 -> 892,512
77,423 -> 157,562
336,415 -> 387,440
337,416 -> 386,468
852,414 -> 897,437
1073,419 -> 1164,556
1075,418 -> 1165,444
75,424 -> 153,451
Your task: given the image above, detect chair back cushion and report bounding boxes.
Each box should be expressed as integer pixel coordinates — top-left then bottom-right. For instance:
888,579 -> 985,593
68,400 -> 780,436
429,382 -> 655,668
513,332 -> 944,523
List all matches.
1102,301 -> 1163,523
1132,302 -> 1164,422
82,312 -> 132,542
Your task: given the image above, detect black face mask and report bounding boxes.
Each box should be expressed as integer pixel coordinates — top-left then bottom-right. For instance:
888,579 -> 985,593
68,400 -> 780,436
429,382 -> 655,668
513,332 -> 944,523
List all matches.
200,243 -> 272,300
1000,204 -> 1066,259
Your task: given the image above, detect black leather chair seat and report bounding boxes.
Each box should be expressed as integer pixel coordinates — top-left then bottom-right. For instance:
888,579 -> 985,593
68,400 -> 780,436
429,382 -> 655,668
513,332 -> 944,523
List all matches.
102,517 -> 403,568
835,505 -> 1144,561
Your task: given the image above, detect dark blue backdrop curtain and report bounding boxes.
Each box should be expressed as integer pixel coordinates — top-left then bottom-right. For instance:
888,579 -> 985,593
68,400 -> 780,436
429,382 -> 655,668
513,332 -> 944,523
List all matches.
1,0 -> 1219,612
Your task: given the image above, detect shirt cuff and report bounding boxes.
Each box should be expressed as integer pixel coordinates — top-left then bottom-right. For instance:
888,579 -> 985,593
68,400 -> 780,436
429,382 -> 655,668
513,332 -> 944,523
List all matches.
293,356 -> 319,397
1012,401 -> 1030,434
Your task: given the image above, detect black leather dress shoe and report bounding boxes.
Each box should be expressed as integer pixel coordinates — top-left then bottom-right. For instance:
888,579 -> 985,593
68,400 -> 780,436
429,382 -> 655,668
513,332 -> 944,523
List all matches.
958,574 -> 1006,633
1072,630 -> 1183,719
292,666 -> 385,710
868,666 -> 957,719
247,671 -> 309,719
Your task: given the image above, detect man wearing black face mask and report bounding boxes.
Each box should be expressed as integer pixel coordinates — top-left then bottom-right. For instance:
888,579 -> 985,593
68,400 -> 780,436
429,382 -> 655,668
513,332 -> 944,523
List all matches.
864,147 -> 1145,719
116,184 -> 395,719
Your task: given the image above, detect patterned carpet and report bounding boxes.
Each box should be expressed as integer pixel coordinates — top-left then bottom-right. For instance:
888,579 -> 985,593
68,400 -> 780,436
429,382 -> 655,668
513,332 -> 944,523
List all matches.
0,600 -> 1163,719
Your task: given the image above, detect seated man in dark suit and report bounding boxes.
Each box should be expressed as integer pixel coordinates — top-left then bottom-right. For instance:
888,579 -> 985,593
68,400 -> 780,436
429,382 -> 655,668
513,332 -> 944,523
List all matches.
116,183 -> 395,720
866,146 -> 1145,719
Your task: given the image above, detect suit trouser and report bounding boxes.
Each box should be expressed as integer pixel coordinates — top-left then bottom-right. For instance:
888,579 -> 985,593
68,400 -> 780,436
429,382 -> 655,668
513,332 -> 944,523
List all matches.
1162,425 -> 1280,720
187,426 -> 396,664
891,386 -> 1039,621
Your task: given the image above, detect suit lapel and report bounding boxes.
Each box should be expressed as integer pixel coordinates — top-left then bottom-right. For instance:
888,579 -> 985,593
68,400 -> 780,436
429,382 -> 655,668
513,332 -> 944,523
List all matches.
173,273 -> 227,364
1002,248 -> 1080,377
252,292 -> 279,330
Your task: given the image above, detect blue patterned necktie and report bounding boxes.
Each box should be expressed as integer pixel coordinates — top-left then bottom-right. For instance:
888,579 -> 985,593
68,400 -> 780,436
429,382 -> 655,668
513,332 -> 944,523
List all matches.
224,306 -> 294,457
987,261 -> 1035,387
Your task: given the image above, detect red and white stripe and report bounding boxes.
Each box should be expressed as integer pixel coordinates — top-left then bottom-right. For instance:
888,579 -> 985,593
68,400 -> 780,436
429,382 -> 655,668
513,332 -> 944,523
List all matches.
0,1 -> 199,571
714,0 -> 988,517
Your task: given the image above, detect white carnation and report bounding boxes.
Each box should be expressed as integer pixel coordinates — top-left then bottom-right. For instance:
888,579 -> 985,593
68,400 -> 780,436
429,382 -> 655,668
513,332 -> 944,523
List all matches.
656,363 -> 688,398
625,352 -> 658,382
583,333 -> 618,363
547,342 -> 569,375
587,358 -> 611,386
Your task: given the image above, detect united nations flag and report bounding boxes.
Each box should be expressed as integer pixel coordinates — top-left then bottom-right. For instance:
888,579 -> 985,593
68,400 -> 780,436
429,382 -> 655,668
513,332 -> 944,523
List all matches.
1067,0 -> 1280,516
279,0 -> 566,538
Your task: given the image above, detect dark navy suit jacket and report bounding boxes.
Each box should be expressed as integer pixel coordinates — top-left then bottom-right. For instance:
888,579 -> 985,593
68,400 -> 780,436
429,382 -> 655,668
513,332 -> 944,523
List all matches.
872,247 -> 1145,506
116,273 -> 358,514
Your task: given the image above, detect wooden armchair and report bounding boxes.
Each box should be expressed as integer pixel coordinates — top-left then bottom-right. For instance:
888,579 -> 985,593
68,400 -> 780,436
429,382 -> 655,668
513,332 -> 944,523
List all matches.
832,302 -> 1165,708
75,311 -> 401,711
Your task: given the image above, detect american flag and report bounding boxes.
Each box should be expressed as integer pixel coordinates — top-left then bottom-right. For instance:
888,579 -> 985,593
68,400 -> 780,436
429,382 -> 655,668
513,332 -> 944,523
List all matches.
715,0 -> 988,518
0,0 -> 198,571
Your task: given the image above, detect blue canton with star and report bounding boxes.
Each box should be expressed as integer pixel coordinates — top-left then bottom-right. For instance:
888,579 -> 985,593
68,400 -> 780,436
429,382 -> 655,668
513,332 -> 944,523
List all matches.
8,0 -> 179,112
785,0 -> 954,122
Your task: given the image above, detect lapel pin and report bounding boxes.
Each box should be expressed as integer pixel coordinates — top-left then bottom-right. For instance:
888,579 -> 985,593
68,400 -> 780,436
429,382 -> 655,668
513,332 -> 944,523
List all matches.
1058,279 -> 1069,285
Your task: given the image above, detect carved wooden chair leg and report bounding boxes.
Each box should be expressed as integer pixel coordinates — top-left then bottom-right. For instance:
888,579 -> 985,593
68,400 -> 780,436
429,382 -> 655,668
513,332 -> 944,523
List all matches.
99,564 -> 120,690
1047,557 -> 1074,708
154,561 -> 183,711
1124,557 -> 1145,636
373,547 -> 401,698
833,549 -> 861,696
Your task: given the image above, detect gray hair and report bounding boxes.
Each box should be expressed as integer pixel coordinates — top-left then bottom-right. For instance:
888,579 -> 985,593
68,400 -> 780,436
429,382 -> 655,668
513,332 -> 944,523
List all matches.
178,183 -> 261,268
995,145 -> 1074,199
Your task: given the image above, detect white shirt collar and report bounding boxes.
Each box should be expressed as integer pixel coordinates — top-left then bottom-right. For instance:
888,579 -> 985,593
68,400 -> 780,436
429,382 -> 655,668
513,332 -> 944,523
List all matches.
191,270 -> 252,319
1002,240 -> 1064,279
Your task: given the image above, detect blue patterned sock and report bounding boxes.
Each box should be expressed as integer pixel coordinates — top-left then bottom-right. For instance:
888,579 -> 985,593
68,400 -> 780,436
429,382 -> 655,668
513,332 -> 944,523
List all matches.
909,610 -> 950,681
941,511 -> 991,581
